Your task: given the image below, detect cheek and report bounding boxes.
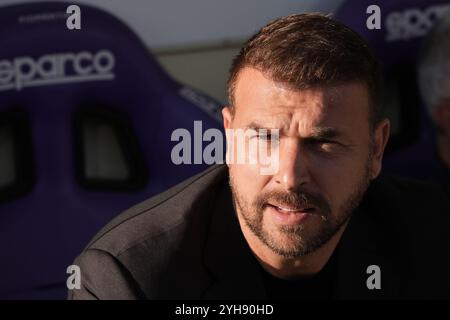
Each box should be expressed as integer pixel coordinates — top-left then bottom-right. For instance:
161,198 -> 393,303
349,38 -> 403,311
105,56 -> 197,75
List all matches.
311,155 -> 365,180
308,152 -> 368,211
230,163 -> 270,199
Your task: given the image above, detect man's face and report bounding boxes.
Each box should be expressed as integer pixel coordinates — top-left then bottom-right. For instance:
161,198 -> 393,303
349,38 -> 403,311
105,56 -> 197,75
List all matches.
224,67 -> 388,258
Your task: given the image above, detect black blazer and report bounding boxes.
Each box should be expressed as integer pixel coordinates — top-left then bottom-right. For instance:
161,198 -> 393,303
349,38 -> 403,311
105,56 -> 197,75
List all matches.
69,165 -> 450,299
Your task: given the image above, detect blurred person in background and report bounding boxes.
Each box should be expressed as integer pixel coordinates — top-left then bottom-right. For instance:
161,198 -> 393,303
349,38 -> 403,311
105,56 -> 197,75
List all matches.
417,12 -> 450,189
384,13 -> 450,190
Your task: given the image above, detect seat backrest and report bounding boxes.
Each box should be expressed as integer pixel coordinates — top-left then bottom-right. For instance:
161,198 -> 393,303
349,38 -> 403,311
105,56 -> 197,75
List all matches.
0,1 -> 223,299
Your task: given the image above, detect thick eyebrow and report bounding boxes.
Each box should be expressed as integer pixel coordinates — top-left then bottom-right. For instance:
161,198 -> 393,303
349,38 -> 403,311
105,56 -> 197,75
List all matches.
242,122 -> 277,131
307,127 -> 345,140
242,122 -> 347,141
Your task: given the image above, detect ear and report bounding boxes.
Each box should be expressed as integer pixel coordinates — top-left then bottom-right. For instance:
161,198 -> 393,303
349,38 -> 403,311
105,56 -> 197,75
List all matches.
222,106 -> 233,130
370,118 -> 390,179
222,107 -> 234,167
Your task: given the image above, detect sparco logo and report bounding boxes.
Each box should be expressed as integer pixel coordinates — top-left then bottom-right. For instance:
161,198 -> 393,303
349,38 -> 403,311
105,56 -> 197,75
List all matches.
0,49 -> 115,91
385,4 -> 450,42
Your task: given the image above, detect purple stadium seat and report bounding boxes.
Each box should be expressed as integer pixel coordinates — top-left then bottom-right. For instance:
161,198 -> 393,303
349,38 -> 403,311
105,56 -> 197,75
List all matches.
0,2 -> 223,299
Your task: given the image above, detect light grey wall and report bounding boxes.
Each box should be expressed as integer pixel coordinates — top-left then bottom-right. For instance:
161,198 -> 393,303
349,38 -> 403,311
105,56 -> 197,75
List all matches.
156,44 -> 242,104
0,0 -> 345,103
0,0 -> 344,48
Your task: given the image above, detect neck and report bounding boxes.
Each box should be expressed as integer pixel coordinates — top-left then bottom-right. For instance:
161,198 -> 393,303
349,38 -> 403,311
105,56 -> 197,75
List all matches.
236,213 -> 348,280
437,133 -> 450,168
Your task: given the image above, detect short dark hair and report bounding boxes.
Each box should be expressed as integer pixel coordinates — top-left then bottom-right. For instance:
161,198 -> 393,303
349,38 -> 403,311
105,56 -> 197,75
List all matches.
227,13 -> 383,130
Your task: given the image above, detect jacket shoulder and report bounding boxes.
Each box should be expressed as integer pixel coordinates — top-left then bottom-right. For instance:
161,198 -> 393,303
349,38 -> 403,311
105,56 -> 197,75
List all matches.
69,165 -> 227,299
373,174 -> 449,205
84,164 -> 227,255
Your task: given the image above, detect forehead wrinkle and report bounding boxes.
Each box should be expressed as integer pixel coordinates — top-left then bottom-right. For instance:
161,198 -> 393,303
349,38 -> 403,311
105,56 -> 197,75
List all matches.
245,101 -> 328,137
288,100 -> 325,136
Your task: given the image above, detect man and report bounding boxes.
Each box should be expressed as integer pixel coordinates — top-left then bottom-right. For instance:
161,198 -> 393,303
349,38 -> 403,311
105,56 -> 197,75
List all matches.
69,14 -> 450,300
384,13 -> 450,190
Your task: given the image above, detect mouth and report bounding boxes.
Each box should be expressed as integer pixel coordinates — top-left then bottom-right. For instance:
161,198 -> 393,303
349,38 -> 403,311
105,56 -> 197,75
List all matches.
266,203 -> 317,225
267,203 -> 316,213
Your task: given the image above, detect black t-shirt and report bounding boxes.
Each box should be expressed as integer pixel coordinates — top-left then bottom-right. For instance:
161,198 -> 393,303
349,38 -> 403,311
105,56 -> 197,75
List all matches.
260,249 -> 339,300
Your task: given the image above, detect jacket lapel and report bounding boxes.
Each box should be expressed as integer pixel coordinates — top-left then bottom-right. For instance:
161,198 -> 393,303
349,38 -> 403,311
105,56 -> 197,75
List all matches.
333,181 -> 403,299
201,182 -> 267,299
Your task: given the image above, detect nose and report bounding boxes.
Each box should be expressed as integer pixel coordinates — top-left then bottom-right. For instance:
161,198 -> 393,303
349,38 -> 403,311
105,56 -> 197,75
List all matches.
273,138 -> 311,190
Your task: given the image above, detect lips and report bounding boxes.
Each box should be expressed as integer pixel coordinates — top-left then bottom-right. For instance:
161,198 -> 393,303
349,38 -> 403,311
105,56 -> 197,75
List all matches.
268,203 -> 316,213
266,203 -> 316,225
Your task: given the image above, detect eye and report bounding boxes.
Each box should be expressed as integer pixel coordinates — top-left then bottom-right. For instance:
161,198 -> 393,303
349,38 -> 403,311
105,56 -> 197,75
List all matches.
257,133 -> 272,141
316,139 -> 338,145
307,139 -> 343,152
257,133 -> 280,145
